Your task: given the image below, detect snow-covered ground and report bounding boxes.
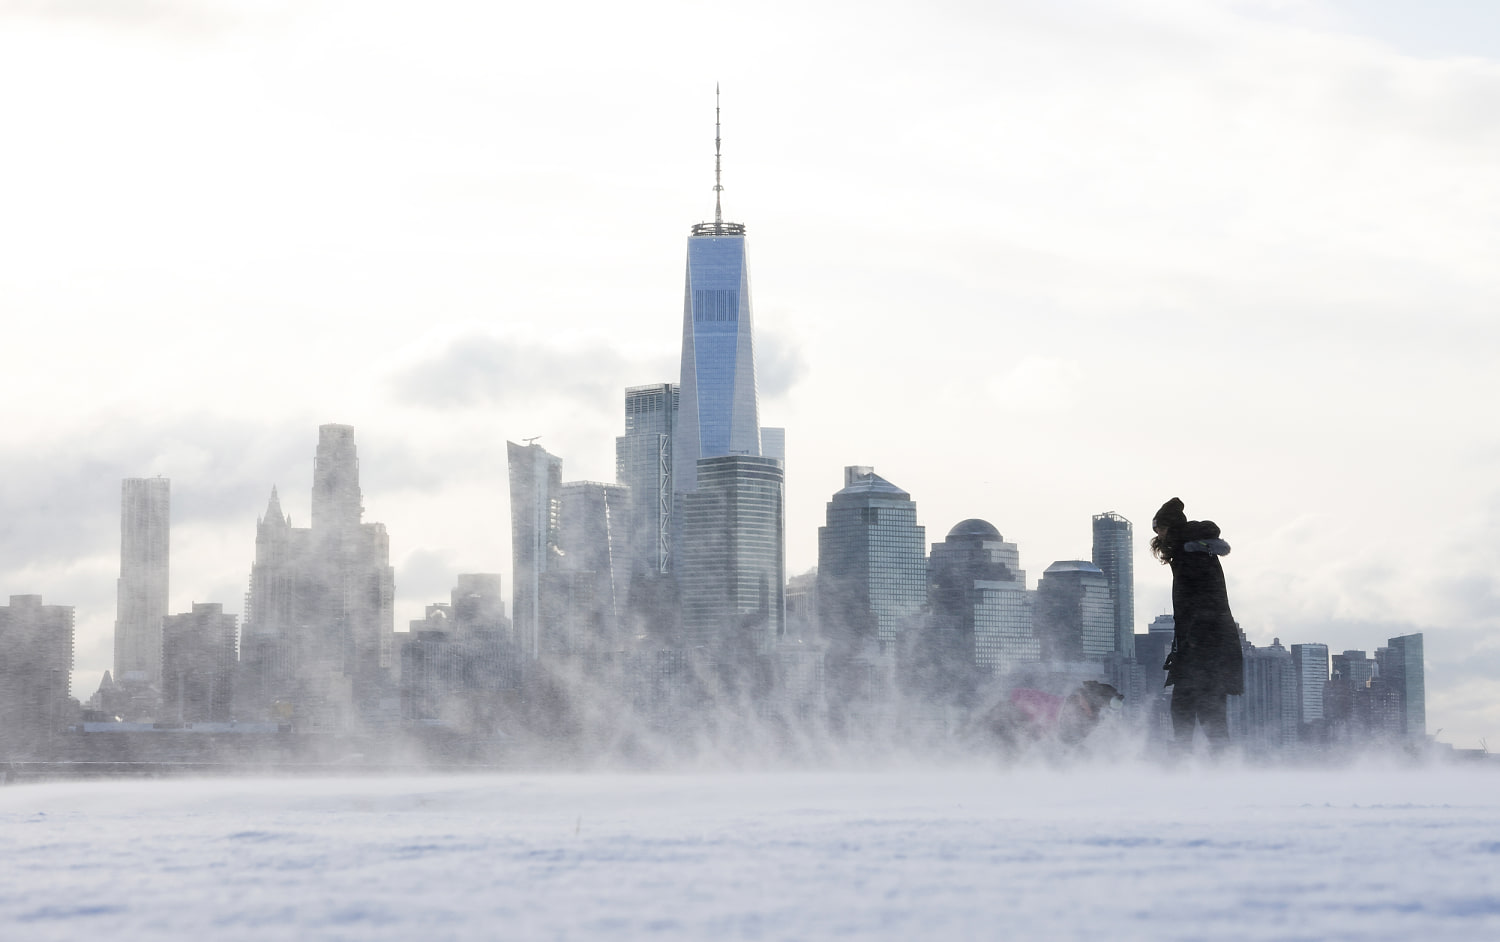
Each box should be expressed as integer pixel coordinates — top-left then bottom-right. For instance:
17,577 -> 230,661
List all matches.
2,762 -> 1498,941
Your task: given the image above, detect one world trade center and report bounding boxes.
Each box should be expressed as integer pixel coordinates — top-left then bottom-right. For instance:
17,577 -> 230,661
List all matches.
672,88 -> 762,496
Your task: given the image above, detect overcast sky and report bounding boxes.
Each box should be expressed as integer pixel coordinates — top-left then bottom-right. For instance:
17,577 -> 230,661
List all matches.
2,0 -> 1496,748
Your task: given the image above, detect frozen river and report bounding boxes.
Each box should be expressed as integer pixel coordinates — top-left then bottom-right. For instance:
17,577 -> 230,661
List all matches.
2,762 -> 1498,940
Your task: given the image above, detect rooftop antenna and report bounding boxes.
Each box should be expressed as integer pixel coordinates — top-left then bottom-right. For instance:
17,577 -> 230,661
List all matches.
523,436 -> 541,445
714,83 -> 723,227
690,87 -> 743,237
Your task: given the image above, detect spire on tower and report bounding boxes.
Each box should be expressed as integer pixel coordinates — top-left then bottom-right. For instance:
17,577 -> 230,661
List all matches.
691,86 -> 745,237
714,83 -> 723,226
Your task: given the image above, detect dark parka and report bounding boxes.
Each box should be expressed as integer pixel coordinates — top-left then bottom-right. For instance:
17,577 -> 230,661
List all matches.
1164,519 -> 1244,697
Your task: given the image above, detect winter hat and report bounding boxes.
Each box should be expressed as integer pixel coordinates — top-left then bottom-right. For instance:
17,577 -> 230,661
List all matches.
1153,497 -> 1186,531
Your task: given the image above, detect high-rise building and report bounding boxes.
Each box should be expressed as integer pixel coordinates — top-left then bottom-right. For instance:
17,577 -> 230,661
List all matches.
760,428 -> 785,462
1378,633 -> 1425,740
161,602 -> 237,723
240,425 -> 395,728
918,519 -> 1037,698
1236,637 -> 1299,752
1034,560 -> 1114,662
616,383 -> 678,575
550,481 -> 630,656
1290,642 -> 1329,725
817,466 -> 927,657
507,440 -> 562,660
1332,650 -> 1375,691
116,477 -> 169,686
673,91 -> 761,499
1091,512 -> 1134,657
0,595 -> 74,756
679,455 -> 785,652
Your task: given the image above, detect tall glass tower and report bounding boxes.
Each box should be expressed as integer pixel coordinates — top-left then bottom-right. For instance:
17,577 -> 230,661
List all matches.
679,455 -> 784,650
1091,511 -> 1135,657
507,440 -> 562,660
817,466 -> 926,656
616,383 -> 678,575
674,88 -> 761,497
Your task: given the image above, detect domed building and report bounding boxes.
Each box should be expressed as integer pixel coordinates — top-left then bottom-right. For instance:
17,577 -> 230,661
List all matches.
912,518 -> 1038,702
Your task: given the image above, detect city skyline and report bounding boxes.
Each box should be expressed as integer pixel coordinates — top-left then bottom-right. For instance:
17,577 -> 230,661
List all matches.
1,1 -> 1496,747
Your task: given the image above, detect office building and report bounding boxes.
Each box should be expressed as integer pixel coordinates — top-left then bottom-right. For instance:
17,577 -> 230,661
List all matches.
449,574 -> 510,636
616,383 -> 678,575
507,440 -> 562,659
401,575 -> 520,730
1377,633 -> 1425,740
760,427 -> 785,462
116,477 -> 169,686
679,455 -> 785,652
549,481 -> 630,656
0,595 -> 74,756
817,466 -> 927,656
1290,643 -> 1329,725
918,519 -> 1037,698
1236,638 -> 1299,752
1332,650 -> 1375,691
673,91 -> 762,498
161,602 -> 237,723
1034,560 -> 1114,662
240,425 -> 396,727
1091,512 -> 1134,657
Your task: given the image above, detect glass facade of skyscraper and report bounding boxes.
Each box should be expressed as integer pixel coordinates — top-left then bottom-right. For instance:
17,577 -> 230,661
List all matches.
674,234 -> 760,496
1291,642 -> 1329,723
1382,633 -> 1425,740
1091,511 -> 1134,658
679,455 -> 784,650
817,468 -> 926,655
926,519 -> 1038,675
507,440 -> 562,660
1035,560 -> 1114,661
616,383 -> 678,575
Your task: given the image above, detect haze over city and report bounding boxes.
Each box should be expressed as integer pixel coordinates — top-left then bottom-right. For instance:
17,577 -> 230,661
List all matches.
2,0 -> 1497,747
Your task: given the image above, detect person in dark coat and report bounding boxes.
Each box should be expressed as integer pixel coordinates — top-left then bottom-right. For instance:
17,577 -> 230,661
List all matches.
1152,497 -> 1244,752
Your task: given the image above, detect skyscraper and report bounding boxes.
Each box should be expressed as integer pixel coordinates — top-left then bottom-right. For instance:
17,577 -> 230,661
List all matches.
240,425 -> 395,727
919,519 -> 1037,698
817,466 -> 926,656
1034,560 -> 1114,662
1091,512 -> 1134,657
679,455 -> 785,651
1290,642 -> 1329,725
1237,638 -> 1299,752
673,90 -> 761,498
507,440 -> 562,660
1332,649 -> 1375,691
616,383 -> 678,575
1378,633 -> 1425,740
551,480 -> 630,656
116,477 -> 169,686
